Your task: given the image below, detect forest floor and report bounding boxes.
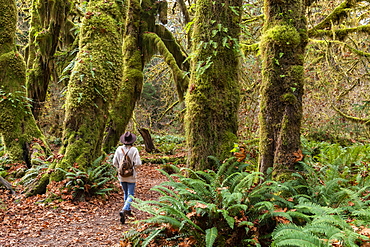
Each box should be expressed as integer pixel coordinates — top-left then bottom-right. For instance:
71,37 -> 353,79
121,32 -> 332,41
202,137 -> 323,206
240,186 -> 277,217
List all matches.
0,161 -> 170,247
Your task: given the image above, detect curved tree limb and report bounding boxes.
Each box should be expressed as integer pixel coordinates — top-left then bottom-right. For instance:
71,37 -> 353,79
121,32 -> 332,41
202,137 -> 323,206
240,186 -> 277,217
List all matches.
154,24 -> 189,71
157,100 -> 180,122
309,0 -> 355,33
309,39 -> 370,57
332,105 -> 370,125
176,0 -> 191,24
309,24 -> 370,38
143,32 -> 189,100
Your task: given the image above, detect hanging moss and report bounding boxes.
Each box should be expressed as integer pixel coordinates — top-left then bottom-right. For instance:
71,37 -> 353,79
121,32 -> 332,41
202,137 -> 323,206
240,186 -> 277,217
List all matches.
0,0 -> 50,164
26,0 -> 71,118
52,0 -> 124,178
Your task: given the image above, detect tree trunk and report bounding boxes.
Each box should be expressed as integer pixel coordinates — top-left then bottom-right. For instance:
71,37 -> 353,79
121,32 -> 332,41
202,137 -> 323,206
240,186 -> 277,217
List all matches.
258,0 -> 308,178
25,0 -> 70,119
0,0 -> 50,165
47,0 -> 124,182
185,0 -> 242,170
138,128 -> 157,153
102,0 -> 145,152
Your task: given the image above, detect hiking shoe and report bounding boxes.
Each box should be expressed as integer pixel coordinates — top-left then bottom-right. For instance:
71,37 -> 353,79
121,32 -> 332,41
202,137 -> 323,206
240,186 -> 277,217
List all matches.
119,211 -> 125,224
125,210 -> 133,217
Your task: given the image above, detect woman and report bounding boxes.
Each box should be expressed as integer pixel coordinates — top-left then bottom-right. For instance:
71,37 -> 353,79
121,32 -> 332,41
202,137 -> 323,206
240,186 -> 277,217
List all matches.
113,131 -> 142,224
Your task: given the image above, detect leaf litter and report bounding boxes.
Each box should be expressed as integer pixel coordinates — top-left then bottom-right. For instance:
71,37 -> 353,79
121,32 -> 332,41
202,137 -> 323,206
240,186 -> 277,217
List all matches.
0,163 -> 168,247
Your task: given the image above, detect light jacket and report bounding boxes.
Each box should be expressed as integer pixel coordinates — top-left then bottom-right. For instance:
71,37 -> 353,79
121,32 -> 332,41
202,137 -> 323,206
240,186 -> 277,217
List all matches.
113,145 -> 142,183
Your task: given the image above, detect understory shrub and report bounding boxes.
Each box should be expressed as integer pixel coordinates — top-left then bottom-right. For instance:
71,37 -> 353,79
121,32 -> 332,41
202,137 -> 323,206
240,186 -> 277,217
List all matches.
122,141 -> 370,247
57,155 -> 116,200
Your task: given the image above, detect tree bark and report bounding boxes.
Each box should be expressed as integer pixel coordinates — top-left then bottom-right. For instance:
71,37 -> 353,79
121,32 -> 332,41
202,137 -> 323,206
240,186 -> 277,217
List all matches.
102,0 -> 144,153
0,176 -> 15,194
47,0 -> 124,182
102,0 -> 189,152
138,128 -> 157,153
258,0 -> 308,178
0,0 -> 49,165
25,0 -> 70,119
185,0 -> 242,170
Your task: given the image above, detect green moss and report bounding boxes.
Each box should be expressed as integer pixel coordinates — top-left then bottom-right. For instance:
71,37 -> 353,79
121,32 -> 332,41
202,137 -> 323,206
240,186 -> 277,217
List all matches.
263,25 -> 301,46
185,15 -> 242,170
60,0 -> 124,170
143,32 -> 189,99
0,0 -> 16,51
280,93 -> 297,104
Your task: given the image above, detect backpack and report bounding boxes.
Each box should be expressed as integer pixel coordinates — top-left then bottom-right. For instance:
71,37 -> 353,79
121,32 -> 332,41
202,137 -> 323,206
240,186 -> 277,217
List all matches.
118,147 -> 134,177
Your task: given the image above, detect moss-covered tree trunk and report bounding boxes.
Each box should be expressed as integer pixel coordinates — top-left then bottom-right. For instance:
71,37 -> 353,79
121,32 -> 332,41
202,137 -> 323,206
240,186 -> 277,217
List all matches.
0,0 -> 49,165
102,0 -> 144,152
102,0 -> 188,152
258,0 -> 308,178
22,0 -> 126,192
185,0 -> 242,170
25,0 -> 70,119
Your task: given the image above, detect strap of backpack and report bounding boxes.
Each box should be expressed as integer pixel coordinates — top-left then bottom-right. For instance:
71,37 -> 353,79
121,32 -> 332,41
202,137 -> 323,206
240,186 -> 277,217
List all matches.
121,146 -> 131,159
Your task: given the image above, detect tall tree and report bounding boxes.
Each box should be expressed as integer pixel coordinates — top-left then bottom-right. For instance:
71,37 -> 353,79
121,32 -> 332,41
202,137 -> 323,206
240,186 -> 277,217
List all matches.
185,0 -> 243,170
0,0 -> 49,165
26,0 -> 125,195
258,0 -> 309,177
102,0 -> 189,152
25,0 -> 70,119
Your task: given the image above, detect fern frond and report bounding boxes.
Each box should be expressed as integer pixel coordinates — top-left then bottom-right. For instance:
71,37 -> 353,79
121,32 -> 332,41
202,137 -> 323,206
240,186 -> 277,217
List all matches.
295,201 -> 338,216
272,223 -> 325,247
233,172 -> 264,193
141,228 -> 163,247
352,209 -> 370,220
194,170 -> 216,184
151,184 -> 179,197
180,178 -> 214,201
205,227 -> 218,247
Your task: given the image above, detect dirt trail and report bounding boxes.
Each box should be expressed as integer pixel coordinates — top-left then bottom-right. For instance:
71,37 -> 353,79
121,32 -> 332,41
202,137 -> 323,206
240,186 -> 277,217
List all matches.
0,163 -> 167,247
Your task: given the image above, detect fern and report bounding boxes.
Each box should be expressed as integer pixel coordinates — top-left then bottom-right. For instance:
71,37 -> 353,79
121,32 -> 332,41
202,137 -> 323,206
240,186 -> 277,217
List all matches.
20,163 -> 49,186
272,223 -> 326,247
205,227 -> 217,247
141,228 -> 163,247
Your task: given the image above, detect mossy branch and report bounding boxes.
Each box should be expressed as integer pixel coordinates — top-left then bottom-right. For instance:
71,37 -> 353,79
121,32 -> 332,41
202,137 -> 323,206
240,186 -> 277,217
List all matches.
308,24 -> 370,39
241,14 -> 264,24
309,0 -> 354,33
309,39 -> 370,57
332,105 -> 370,125
240,43 -> 259,56
143,32 -> 189,100
157,100 -> 179,122
154,24 -> 189,71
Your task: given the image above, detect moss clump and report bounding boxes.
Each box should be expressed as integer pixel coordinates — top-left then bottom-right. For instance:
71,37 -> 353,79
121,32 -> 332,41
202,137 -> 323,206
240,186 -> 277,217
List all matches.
264,25 -> 301,46
290,65 -> 303,79
280,93 -> 297,104
0,0 -> 16,52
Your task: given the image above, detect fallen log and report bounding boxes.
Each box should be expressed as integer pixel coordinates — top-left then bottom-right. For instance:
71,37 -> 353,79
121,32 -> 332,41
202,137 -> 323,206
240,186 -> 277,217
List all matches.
0,176 -> 15,194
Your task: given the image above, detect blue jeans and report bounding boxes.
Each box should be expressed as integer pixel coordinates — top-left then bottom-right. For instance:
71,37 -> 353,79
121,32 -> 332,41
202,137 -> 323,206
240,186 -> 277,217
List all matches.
120,182 -> 135,211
